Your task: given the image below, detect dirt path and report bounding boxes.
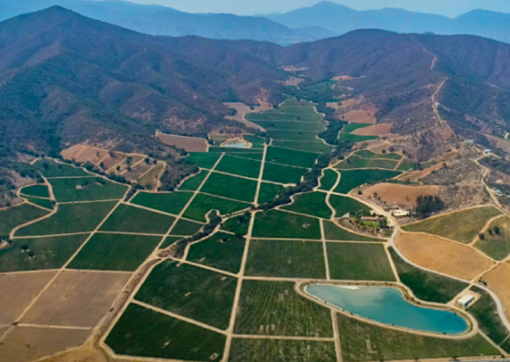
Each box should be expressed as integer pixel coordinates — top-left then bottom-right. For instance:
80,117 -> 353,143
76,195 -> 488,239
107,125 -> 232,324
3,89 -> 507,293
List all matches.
254,145 -> 268,206
320,220 -> 331,280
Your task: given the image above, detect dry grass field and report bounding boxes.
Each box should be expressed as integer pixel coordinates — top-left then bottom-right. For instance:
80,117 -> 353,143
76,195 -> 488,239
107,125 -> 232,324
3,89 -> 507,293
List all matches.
395,233 -> 494,280
74,147 -> 108,164
60,145 -> 85,160
224,102 -> 271,131
283,77 -> 305,86
396,162 -> 444,182
21,271 -> 130,327
0,271 -> 57,324
38,344 -> 109,362
483,262 -> 510,320
156,131 -> 208,152
351,123 -> 392,136
341,110 -> 377,124
0,326 -> 89,362
362,183 -> 440,207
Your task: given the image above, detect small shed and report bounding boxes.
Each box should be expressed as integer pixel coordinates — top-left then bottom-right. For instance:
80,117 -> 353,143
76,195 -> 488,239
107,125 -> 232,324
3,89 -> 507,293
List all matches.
457,294 -> 475,308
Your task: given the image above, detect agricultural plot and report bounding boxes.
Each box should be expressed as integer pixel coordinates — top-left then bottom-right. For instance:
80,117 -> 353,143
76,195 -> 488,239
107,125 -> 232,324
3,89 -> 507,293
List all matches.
329,195 -> 370,217
282,192 -> 332,219
0,271 -> 57,324
395,233 -> 493,280
255,120 -> 325,132
266,146 -> 318,168
0,326 -> 90,362
319,169 -> 339,191
34,159 -> 90,177
131,191 -> 192,215
138,164 -> 164,190
0,203 -> 49,235
468,288 -> 510,348
483,262 -> 510,321
215,155 -> 262,178
201,172 -> 257,203
402,206 -> 501,244
235,280 -> 333,336
24,196 -> 53,210
258,182 -> 285,204
159,236 -> 182,249
339,133 -> 378,142
49,177 -> 127,202
68,233 -> 160,271
229,338 -> 336,362
0,234 -> 88,272
227,152 -> 265,161
21,270 -> 130,327
243,135 -> 266,147
475,216 -> 510,260
19,184 -> 50,198
327,243 -> 395,281
323,221 -> 385,242
185,152 -> 221,169
221,212 -> 251,235
334,169 -> 401,194
106,303 -> 226,361
135,260 -> 237,329
183,194 -> 250,222
252,210 -> 321,239
341,123 -> 373,134
267,130 -> 322,141
262,162 -> 307,184
271,140 -> 334,153
16,201 -> 117,236
187,232 -> 245,273
245,239 -> 326,278
178,170 -> 209,191
171,218 -> 203,236
336,313 -> 499,362
362,183 -> 440,207
354,150 -> 402,161
389,248 -> 467,303
336,156 -> 399,170
397,158 -> 417,171
100,204 -> 175,234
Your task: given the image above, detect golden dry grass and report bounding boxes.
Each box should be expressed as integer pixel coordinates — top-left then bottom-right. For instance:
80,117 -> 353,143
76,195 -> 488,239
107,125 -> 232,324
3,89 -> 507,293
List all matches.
156,132 -> 208,152
223,102 -> 271,131
341,110 -> 377,124
74,147 -> 108,165
396,233 -> 494,280
283,77 -> 305,86
0,271 -> 57,324
483,262 -> 510,320
351,123 -> 392,136
60,145 -> 85,161
21,271 -> 130,327
396,162 -> 444,182
363,183 -> 440,207
0,326 -> 89,362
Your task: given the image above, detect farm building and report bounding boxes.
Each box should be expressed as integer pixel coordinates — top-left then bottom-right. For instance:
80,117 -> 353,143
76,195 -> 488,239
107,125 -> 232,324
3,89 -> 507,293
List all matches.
392,209 -> 410,218
457,294 -> 476,308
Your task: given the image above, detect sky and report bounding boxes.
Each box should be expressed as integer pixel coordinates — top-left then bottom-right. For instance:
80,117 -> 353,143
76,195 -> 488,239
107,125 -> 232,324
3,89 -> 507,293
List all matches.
127,0 -> 510,17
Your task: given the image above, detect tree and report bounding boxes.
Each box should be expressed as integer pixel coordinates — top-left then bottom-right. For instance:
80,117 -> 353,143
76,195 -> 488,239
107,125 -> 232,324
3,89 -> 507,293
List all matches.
414,195 -> 445,218
494,226 -> 501,235
479,233 -> 486,240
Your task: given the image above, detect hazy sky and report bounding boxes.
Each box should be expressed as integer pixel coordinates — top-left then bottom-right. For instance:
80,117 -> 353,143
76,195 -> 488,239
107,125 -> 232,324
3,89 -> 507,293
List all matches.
127,0 -> 510,17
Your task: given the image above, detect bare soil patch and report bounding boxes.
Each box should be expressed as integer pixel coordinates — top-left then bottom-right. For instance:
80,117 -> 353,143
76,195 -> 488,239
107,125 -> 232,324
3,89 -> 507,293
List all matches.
39,344 -> 109,362
342,110 -> 377,124
156,131 -> 208,152
363,183 -> 440,207
395,233 -> 493,280
396,162 -> 444,182
224,102 -> 271,131
98,155 -> 123,171
74,148 -> 108,165
0,326 -> 89,362
282,77 -> 304,86
338,98 -> 360,109
0,271 -> 57,324
351,123 -> 392,136
281,65 -> 308,72
483,262 -> 510,320
60,145 -> 85,161
22,271 -> 130,327
332,75 -> 354,81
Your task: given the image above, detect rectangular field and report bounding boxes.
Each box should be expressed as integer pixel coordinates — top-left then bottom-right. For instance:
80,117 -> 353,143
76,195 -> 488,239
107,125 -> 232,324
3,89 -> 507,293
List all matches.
68,233 -> 160,271
354,150 -> 402,160
402,206 -> 501,244
135,260 -> 237,329
183,193 -> 251,222
215,155 -> 262,179
337,313 -> 499,362
131,191 -> 193,215
335,156 -> 398,170
252,210 -> 321,240
185,152 -> 222,169
201,172 -> 257,203
329,195 -> 370,217
15,201 -> 117,236
48,177 -> 127,202
171,218 -> 203,235
156,132 -> 208,152
0,234 -> 88,272
334,169 -> 401,194
282,192 -> 332,219
105,303 -> 226,361
257,182 -> 285,204
178,170 -> 209,191
34,159 -> 90,177
245,239 -> 326,279
21,270 -> 130,327
234,280 -> 333,337
271,140 -> 334,153
323,221 -> 385,242
266,146 -> 319,168
100,204 -> 175,234
389,248 -> 467,304
262,162 -> 308,184
327,243 -> 395,281
187,232 -> 245,274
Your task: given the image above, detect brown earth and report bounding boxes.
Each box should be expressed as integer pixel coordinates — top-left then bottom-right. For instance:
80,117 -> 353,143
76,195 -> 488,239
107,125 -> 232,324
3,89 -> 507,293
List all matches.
39,344 -> 111,362
370,143 -> 394,153
0,271 -> 57,324
338,98 -> 360,109
395,233 -> 494,280
156,131 -> 208,152
332,75 -> 354,81
0,326 -> 89,362
363,183 -> 440,207
224,102 -> 272,131
139,164 -> 165,190
282,77 -> 305,86
97,155 -> 124,171
74,148 -> 109,165
483,262 -> 510,320
61,145 -> 85,161
351,123 -> 392,136
396,162 -> 445,182
21,271 -> 131,328
341,110 -> 377,124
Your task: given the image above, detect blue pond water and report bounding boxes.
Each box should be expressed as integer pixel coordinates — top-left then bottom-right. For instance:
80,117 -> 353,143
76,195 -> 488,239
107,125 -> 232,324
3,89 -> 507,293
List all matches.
222,140 -> 249,148
306,284 -> 468,334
